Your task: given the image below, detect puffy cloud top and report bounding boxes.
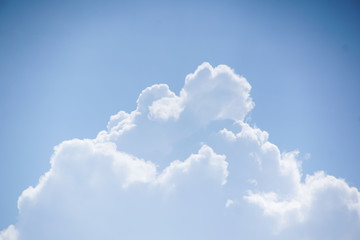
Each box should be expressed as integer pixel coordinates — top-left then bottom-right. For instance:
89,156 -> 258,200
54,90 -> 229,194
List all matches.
1,63 -> 359,240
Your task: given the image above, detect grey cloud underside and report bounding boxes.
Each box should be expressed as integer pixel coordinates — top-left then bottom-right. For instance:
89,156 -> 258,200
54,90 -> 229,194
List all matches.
1,63 -> 359,240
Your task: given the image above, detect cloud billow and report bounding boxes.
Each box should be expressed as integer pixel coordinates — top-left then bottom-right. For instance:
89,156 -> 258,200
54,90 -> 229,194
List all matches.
1,63 -> 359,240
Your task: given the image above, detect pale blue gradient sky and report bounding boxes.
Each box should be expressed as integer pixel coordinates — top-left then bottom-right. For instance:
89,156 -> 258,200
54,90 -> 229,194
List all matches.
0,0 -> 359,229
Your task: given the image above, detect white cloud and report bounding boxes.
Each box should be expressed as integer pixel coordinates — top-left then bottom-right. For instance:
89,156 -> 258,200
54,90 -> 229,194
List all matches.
181,63 -> 254,122
225,199 -> 235,207
2,63 -> 360,239
245,171 -> 360,238
157,144 -> 228,187
0,225 -> 18,240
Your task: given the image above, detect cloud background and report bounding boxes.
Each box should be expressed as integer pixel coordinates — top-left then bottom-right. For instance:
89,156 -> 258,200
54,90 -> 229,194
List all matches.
1,0 -> 360,239
1,63 -> 359,239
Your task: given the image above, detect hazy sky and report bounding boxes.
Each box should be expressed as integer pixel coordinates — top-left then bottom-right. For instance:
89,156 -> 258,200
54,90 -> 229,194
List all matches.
0,0 -> 360,239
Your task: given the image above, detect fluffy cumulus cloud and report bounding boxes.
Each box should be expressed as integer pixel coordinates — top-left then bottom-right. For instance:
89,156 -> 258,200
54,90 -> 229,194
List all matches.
1,63 -> 360,240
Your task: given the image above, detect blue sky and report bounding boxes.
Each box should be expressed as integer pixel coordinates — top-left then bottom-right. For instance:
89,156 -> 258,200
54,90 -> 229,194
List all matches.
0,0 -> 360,239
